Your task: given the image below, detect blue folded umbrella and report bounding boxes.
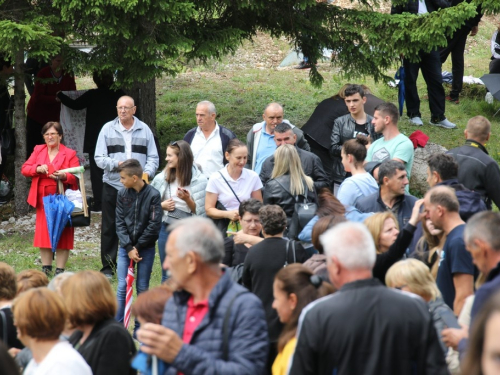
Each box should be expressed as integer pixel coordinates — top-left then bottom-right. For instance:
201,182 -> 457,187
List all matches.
43,194 -> 75,252
395,65 -> 405,117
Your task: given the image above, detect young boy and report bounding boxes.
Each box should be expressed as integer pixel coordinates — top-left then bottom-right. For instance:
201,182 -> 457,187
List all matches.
115,159 -> 162,334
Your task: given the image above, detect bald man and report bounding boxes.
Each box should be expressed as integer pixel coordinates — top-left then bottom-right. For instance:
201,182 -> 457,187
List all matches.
95,95 -> 159,278
246,102 -> 310,173
424,186 -> 475,315
447,115 -> 500,210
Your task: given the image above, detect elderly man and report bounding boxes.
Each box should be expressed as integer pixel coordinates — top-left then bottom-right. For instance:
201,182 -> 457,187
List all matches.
447,115 -> 500,210
258,122 -> 329,189
289,221 -> 447,375
137,217 -> 269,375
355,160 -> 418,230
184,100 -> 237,177
442,212 -> 500,353
246,102 -> 309,173
424,186 -> 475,315
95,95 -> 159,278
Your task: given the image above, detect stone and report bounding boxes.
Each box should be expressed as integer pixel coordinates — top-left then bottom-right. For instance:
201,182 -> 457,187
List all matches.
410,142 -> 448,196
8,217 -> 15,224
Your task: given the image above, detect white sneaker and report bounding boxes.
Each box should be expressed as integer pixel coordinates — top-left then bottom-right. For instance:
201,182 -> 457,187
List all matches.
409,117 -> 423,126
486,92 -> 494,104
430,118 -> 457,129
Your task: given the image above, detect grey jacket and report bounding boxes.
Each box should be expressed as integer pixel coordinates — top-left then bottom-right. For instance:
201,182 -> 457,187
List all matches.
95,117 -> 159,191
151,165 -> 208,217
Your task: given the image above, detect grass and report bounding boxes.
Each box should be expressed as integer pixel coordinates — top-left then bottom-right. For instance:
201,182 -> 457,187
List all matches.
2,16 -> 500,277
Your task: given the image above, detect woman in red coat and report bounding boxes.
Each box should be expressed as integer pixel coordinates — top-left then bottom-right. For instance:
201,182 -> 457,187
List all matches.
25,55 -> 76,158
22,121 -> 80,276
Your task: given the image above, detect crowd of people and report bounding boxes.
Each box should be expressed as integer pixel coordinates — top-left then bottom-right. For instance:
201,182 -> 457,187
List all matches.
1,50 -> 500,374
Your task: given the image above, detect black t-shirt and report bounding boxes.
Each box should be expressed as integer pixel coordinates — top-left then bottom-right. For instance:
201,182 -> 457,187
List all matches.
223,236 -> 251,267
353,122 -> 369,138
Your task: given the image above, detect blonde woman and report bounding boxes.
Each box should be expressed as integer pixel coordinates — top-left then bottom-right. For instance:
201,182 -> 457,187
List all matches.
264,144 -> 315,221
386,259 -> 460,374
364,199 -> 424,283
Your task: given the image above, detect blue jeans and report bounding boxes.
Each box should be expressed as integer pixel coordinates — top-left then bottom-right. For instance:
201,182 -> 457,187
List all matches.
115,246 -> 155,333
157,222 -> 171,283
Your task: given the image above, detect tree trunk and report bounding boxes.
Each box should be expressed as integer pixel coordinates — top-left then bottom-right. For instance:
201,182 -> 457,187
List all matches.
128,78 -> 156,135
13,48 -> 29,216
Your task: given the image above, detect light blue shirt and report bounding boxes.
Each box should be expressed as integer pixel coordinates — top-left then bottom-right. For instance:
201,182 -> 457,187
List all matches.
254,126 -> 276,174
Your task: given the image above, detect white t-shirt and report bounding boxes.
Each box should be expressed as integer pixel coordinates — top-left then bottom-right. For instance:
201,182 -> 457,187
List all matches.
190,124 -> 223,178
162,178 -> 193,221
24,341 -> 92,375
206,165 -> 263,211
418,0 -> 428,14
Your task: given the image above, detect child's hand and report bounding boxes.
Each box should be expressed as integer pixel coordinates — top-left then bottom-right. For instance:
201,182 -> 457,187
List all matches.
129,247 -> 143,263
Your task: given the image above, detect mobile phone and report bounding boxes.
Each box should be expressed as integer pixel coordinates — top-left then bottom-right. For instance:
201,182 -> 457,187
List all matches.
440,308 -> 461,329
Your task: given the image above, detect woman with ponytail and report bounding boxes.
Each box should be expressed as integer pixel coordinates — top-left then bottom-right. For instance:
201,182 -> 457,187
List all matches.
271,264 -> 335,375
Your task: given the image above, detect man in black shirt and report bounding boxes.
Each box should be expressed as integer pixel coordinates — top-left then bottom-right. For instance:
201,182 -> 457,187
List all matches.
290,221 -> 448,375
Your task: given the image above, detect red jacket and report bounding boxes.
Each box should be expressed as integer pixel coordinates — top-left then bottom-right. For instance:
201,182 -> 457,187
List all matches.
26,66 -> 76,125
21,144 -> 79,207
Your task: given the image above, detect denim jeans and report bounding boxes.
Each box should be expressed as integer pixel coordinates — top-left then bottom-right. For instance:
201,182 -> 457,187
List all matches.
115,246 -> 155,333
157,222 -> 170,283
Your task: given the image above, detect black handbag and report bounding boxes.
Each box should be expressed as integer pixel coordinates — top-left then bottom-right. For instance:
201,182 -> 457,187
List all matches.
275,180 -> 317,239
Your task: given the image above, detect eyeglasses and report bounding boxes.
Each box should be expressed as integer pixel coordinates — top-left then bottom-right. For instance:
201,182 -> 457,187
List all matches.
116,106 -> 135,111
43,132 -> 59,138
395,285 -> 408,290
169,141 -> 178,146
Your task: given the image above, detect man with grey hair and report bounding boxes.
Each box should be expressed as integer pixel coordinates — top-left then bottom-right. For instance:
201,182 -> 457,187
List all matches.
355,159 -> 418,230
136,217 -> 269,375
246,102 -> 310,173
447,115 -> 500,210
183,100 -> 237,177
290,221 -> 447,375
424,185 -> 475,315
442,211 -> 500,352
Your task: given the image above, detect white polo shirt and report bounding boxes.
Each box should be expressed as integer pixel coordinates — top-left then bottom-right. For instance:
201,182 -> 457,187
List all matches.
190,123 -> 223,178
206,165 -> 263,211
120,119 -> 136,159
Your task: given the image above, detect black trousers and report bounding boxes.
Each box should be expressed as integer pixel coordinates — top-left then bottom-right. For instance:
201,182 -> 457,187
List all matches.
101,183 -> 119,275
440,25 -> 470,100
26,117 -> 44,159
404,49 -> 446,121
88,151 -> 103,211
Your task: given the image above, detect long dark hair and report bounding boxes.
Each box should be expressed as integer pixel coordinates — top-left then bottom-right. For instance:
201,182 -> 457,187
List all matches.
462,290 -> 500,375
316,188 -> 346,217
165,140 -> 193,186
275,264 -> 335,352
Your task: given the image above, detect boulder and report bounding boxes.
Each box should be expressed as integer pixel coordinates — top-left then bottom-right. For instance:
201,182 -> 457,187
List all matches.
410,142 -> 448,196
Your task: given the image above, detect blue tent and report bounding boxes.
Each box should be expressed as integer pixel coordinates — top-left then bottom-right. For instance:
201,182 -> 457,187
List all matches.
43,194 -> 75,252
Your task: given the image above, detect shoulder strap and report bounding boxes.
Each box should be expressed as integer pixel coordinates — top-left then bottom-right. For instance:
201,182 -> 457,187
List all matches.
218,171 -> 241,204
222,290 -> 248,361
284,240 -> 296,267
